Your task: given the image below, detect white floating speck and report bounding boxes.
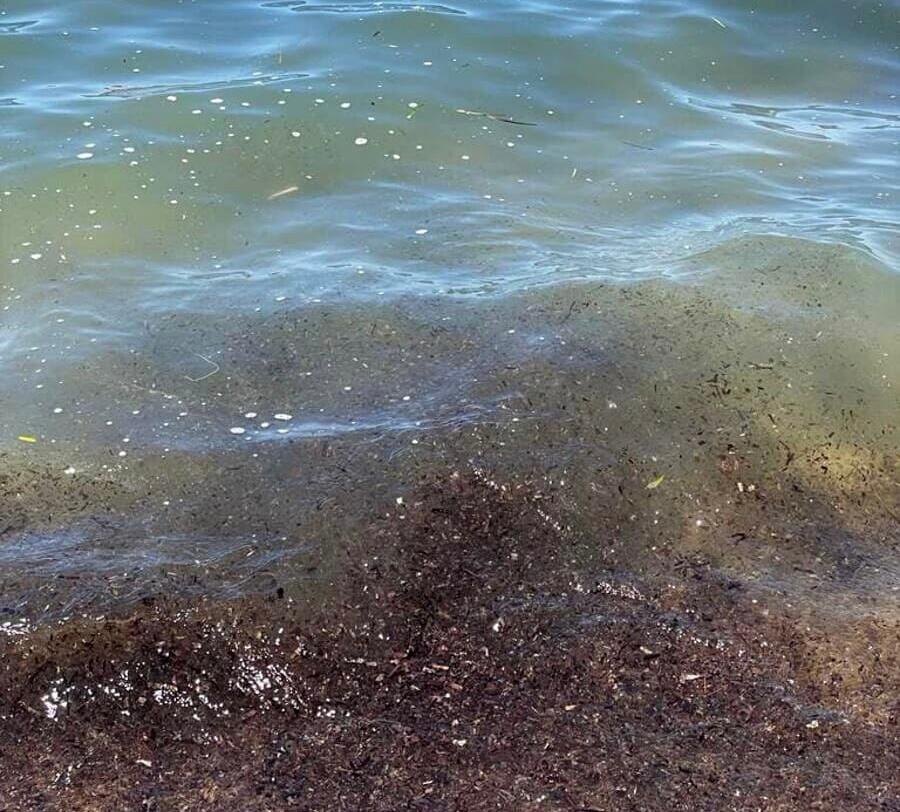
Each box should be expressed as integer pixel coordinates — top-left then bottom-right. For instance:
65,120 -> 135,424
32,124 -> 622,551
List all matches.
76,152 -> 94,160
415,228 -> 428,235
354,137 -> 368,146
244,412 -> 258,419
229,427 -> 246,435
166,95 -> 177,102
274,413 -> 292,421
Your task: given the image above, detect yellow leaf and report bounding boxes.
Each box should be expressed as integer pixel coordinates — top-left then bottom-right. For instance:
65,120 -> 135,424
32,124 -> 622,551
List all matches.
646,474 -> 665,490
17,435 -> 37,443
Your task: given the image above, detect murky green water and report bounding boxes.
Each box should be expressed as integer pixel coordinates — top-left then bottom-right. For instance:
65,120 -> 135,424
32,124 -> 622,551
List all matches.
0,0 -> 897,621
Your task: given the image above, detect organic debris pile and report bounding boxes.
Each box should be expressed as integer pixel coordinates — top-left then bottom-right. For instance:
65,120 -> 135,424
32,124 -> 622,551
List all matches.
1,472 -> 897,810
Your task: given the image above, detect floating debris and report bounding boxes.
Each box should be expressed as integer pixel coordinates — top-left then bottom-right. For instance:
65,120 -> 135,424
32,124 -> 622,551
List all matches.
267,185 -> 300,200
454,108 -> 537,126
184,354 -> 220,383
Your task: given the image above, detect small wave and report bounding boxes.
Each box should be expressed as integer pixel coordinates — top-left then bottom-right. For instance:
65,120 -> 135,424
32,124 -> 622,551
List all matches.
687,97 -> 900,140
0,20 -> 38,34
262,0 -> 465,14
85,71 -> 309,99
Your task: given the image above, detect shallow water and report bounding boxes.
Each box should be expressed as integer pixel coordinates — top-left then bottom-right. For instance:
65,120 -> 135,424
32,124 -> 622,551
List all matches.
1,5 -> 899,807
1,0 -> 898,621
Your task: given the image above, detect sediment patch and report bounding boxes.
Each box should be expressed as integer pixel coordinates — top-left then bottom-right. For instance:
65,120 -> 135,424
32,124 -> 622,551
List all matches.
1,473 -> 896,810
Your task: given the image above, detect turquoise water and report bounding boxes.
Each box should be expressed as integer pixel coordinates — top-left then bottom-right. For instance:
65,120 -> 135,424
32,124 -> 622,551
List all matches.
2,1 -> 897,311
0,0 -> 898,617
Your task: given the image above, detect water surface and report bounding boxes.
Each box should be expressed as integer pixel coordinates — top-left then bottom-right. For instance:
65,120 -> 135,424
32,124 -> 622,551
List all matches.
0,0 -> 898,620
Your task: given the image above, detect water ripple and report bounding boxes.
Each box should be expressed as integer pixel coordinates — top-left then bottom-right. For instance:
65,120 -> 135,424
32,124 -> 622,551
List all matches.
0,20 -> 39,34
85,71 -> 310,99
688,97 -> 900,141
262,0 -> 465,14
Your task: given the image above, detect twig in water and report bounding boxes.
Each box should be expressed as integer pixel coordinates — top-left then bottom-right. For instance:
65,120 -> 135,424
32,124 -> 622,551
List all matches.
560,301 -> 577,323
455,109 -> 537,126
268,185 -> 299,200
185,353 -> 220,382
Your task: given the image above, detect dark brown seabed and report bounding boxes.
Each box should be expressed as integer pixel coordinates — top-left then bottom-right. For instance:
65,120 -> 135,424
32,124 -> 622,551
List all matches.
1,241 -> 898,810
1,472 -> 897,811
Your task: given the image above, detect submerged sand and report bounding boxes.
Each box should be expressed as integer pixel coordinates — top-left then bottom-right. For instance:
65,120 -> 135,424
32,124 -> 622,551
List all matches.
2,473 -> 898,810
0,237 -> 898,809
